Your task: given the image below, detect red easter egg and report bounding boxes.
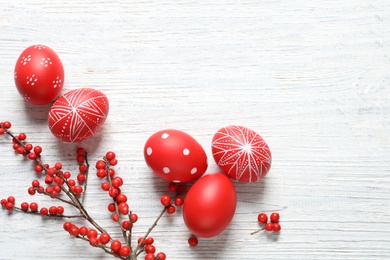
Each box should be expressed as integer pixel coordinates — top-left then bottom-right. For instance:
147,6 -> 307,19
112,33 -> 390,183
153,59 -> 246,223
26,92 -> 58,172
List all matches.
212,126 -> 272,182
48,88 -> 109,142
144,129 -> 208,183
182,172 -> 236,238
14,44 -> 64,105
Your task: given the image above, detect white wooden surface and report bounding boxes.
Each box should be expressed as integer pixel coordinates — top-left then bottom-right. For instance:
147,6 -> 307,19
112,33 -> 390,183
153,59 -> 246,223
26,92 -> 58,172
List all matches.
1,1 -> 390,259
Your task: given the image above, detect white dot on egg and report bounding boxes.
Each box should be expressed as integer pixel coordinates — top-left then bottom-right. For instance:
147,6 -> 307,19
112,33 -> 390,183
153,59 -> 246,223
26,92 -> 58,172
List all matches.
146,147 -> 153,155
173,180 -> 181,183
183,148 -> 190,156
163,167 -> 170,174
190,167 -> 197,174
161,133 -> 169,139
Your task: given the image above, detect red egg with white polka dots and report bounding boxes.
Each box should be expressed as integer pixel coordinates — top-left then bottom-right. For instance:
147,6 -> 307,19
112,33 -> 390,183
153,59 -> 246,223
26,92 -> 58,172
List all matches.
144,129 -> 208,183
48,88 -> 109,142
14,44 -> 64,105
212,126 -> 272,182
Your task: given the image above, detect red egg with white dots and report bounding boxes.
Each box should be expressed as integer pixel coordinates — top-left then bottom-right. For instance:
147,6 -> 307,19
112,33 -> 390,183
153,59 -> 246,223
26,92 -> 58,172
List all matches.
48,88 -> 109,142
212,125 -> 272,182
144,129 -> 208,183
14,44 -> 64,105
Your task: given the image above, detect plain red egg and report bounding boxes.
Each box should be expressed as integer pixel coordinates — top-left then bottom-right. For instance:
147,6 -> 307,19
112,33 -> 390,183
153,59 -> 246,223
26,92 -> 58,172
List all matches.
182,172 -> 236,238
14,44 -> 64,105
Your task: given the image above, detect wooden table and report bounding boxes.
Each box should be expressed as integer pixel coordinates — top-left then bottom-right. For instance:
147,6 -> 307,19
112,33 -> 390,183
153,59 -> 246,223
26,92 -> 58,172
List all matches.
1,1 -> 389,259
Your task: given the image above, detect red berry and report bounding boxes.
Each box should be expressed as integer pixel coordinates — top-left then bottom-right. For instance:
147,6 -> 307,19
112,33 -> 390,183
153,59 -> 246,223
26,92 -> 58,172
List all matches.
107,203 -> 116,212
76,147 -> 85,155
188,236 -> 198,247
160,195 -> 171,206
265,222 -> 274,232
166,205 -> 176,214
18,133 -> 27,140
96,169 -> 108,178
63,171 -> 71,179
68,179 -> 76,186
270,212 -> 280,223
110,240 -> 122,253
109,187 -> 119,198
109,159 -> 118,166
63,222 -> 73,231
145,237 -> 154,245
119,246 -> 131,257
27,152 -> 36,160
99,233 -> 111,244
7,196 -> 15,204
89,236 -> 99,246
33,146 -> 42,155
79,164 -> 88,173
77,173 -> 86,183
55,162 -> 62,170
95,160 -> 106,169
156,252 -> 167,260
45,175 -> 54,184
122,220 -> 131,230
34,164 -> 43,173
49,206 -> 57,216
105,151 -> 116,161
257,213 -> 268,224
130,213 -> 138,223
30,202 -> 38,212
112,213 -> 119,222
145,253 -> 155,260
21,202 -> 29,211
40,207 -> 48,216
116,194 -> 127,203
32,180 -> 40,187
5,202 -> 14,211
111,178 -> 122,188
76,155 -> 85,163
273,223 -> 281,232
79,226 -> 88,236
168,182 -> 178,192
174,196 -> 184,207
101,182 -> 110,191
56,206 -> 64,215
69,226 -> 80,237
118,202 -> 129,215
2,121 -> 11,129
145,244 -> 156,254
87,229 -> 98,239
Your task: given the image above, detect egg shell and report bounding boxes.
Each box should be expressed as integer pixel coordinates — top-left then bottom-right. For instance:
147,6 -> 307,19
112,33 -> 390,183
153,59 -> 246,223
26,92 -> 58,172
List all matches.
144,129 -> 208,183
14,44 -> 64,105
182,172 -> 237,238
212,125 -> 272,182
48,88 -> 109,142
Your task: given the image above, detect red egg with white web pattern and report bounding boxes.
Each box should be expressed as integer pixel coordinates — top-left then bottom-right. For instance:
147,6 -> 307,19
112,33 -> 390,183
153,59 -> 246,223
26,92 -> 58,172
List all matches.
144,129 -> 208,183
48,88 -> 109,142
211,126 -> 271,182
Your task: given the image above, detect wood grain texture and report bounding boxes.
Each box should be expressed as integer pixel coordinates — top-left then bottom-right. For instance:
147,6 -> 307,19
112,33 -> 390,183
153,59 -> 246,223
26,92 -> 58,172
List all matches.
1,0 -> 390,259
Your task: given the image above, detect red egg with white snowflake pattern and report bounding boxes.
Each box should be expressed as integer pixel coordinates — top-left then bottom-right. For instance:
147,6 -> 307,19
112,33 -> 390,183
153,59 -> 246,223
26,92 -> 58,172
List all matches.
48,88 -> 109,142
212,126 -> 272,182
144,129 -> 208,183
14,44 -> 64,105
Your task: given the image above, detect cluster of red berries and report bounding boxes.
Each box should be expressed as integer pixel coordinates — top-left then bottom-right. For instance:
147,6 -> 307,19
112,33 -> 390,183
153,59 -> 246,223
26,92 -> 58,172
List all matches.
257,212 -> 281,232
137,237 -> 167,260
159,182 -> 186,215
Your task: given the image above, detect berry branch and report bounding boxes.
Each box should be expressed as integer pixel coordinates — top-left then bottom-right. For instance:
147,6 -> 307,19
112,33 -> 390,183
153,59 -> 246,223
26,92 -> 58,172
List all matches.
0,121 -> 170,260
